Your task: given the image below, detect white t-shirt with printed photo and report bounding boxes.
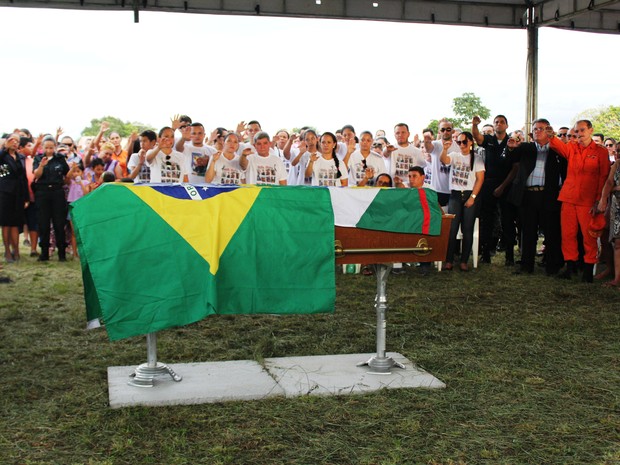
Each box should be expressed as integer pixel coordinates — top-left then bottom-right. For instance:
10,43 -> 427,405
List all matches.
180,142 -> 216,182
127,152 -> 151,183
206,154 -> 245,185
286,146 -> 302,186
390,144 -> 427,186
244,153 -> 287,185
273,146 -> 291,175
447,152 -> 485,191
347,150 -> 387,186
429,140 -> 459,194
146,149 -> 185,183
290,151 -> 315,186
309,156 -> 349,187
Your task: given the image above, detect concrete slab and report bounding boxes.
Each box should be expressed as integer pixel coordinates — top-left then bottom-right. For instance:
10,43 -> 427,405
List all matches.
264,352 -> 445,397
108,360 -> 284,409
107,353 -> 445,408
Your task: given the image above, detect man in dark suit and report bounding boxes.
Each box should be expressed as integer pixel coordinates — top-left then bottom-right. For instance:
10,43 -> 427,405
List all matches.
507,118 -> 567,275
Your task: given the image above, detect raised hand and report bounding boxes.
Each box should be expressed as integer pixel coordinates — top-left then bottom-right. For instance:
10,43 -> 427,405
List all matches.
384,144 -> 397,155
170,114 -> 182,130
236,121 -> 247,135
545,125 -> 555,139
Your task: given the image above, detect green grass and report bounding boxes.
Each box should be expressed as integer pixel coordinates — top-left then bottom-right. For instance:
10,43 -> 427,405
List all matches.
0,250 -> 619,465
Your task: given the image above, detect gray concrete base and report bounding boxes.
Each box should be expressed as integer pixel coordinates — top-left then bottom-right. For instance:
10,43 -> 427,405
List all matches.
108,360 -> 284,409
107,353 -> 444,408
264,352 -> 445,397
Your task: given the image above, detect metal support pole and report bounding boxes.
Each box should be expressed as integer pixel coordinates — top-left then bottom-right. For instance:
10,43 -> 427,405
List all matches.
128,332 -> 183,387
525,6 -> 538,139
133,0 -> 140,22
357,264 -> 405,373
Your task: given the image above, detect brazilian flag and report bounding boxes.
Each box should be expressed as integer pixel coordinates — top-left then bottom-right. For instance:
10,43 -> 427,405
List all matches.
71,184 -> 336,341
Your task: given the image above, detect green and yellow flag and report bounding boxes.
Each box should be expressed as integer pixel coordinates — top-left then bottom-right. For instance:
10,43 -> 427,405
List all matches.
71,184 -> 336,341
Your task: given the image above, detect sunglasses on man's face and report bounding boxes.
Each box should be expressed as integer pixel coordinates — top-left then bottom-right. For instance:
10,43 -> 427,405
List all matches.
440,128 -> 453,132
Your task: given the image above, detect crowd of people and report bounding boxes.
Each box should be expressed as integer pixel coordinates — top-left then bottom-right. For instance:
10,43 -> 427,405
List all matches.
0,115 -> 619,287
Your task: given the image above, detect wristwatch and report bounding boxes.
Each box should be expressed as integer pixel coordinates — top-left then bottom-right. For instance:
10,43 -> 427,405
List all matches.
471,194 -> 477,199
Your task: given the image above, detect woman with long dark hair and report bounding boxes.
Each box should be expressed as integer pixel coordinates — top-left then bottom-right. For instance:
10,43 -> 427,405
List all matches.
305,132 -> 348,187
290,129 -> 320,186
440,131 -> 485,271
205,133 -> 244,185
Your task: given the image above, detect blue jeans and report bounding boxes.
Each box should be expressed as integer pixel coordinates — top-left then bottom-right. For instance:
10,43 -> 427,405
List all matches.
446,190 -> 479,264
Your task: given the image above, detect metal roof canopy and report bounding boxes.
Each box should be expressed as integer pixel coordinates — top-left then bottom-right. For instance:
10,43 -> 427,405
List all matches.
2,0 -> 619,128
3,0 -> 619,33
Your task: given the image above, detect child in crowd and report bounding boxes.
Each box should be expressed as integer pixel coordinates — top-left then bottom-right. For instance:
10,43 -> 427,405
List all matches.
175,122 -> 216,183
127,130 -> 157,183
66,162 -> 90,258
88,158 -> 106,191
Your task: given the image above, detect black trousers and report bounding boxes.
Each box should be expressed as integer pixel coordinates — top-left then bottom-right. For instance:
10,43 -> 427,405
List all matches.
35,187 -> 67,257
446,190 -> 479,264
480,181 -> 517,261
519,190 -> 563,273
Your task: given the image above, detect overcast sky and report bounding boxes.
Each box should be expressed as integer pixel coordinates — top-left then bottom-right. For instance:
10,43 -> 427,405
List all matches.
1,7 -> 619,140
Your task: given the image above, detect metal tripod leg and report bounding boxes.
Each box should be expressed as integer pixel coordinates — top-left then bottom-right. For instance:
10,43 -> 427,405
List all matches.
357,264 -> 405,374
128,332 -> 183,387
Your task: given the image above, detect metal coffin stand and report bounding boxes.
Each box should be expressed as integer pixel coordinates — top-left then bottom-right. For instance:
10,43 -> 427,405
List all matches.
334,215 -> 453,374
127,215 -> 453,386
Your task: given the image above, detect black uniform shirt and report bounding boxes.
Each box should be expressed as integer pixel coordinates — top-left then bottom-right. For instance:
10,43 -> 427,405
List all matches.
33,153 -> 70,186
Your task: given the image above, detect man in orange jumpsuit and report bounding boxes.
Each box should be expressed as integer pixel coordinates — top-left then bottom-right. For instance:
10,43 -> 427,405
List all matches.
547,120 -> 610,282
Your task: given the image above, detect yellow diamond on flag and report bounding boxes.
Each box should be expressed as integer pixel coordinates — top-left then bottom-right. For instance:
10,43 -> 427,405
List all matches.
124,185 -> 260,274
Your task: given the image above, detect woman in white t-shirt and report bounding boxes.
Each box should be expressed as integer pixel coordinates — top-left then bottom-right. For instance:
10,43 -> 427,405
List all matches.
305,132 -> 348,187
290,129 -> 320,186
348,131 -> 386,186
205,133 -> 245,185
440,131 -> 485,271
